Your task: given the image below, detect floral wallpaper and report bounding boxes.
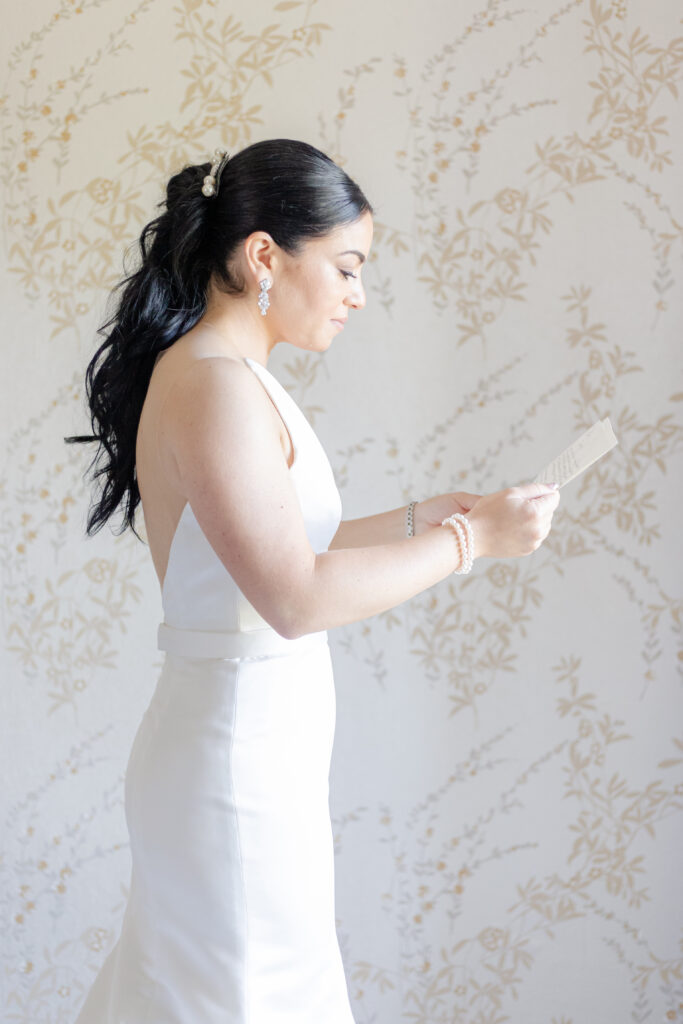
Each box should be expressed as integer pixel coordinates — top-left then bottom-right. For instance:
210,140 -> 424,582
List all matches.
1,0 -> 682,1021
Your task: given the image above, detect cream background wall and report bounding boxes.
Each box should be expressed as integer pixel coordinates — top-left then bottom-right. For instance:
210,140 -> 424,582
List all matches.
2,0 -> 682,1021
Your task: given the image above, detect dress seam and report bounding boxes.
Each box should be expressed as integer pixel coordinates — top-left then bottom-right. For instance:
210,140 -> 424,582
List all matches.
230,658 -> 250,1023
125,679 -> 168,1023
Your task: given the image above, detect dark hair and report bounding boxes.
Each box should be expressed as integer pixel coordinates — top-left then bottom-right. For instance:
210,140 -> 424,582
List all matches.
64,138 -> 374,541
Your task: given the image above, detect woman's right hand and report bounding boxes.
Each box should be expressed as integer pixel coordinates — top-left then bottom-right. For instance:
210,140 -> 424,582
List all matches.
464,482 -> 561,559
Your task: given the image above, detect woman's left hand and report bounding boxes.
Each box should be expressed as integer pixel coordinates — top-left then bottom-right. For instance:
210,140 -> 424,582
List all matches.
413,492 -> 482,536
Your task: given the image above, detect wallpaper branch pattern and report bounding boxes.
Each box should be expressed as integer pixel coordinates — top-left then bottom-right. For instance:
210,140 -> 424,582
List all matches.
1,0 -> 681,1021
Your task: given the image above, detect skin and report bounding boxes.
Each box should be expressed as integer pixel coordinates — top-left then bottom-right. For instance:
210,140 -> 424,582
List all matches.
189,209 -> 375,366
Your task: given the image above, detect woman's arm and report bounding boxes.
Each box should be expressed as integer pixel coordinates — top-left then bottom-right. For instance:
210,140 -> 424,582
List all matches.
164,359 -> 488,641
296,480 -> 557,638
327,492 -> 482,549
291,523 -> 483,638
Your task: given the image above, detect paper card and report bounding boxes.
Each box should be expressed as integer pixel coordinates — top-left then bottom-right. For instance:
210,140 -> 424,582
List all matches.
533,417 -> 619,488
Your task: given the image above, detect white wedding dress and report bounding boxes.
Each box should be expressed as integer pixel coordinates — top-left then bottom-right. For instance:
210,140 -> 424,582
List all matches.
74,356 -> 355,1023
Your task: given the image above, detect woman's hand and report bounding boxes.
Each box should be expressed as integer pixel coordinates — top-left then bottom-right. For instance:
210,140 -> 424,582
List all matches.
465,483 -> 560,559
413,492 -> 482,536
415,483 -> 560,559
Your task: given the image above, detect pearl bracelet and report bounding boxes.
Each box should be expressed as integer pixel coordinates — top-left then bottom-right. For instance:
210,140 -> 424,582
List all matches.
441,513 -> 475,574
407,503 -> 475,574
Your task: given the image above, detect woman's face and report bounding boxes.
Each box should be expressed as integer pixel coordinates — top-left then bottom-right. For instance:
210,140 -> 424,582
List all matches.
269,210 -> 374,352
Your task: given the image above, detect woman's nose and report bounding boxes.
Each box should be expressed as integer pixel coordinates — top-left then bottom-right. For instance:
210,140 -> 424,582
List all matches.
346,278 -> 366,310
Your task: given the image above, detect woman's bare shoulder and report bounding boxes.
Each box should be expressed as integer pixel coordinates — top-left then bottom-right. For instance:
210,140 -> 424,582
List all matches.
148,331 -> 251,416
153,345 -> 282,463
152,329 -> 245,379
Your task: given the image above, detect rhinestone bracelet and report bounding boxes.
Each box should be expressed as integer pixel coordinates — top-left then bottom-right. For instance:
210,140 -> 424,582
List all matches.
406,500 -> 418,537
441,513 -> 475,574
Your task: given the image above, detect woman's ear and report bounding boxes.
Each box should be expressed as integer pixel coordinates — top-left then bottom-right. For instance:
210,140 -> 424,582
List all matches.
243,231 -> 277,283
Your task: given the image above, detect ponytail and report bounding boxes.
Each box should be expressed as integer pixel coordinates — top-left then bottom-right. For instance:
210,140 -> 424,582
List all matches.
64,161 -> 221,540
65,139 -> 373,539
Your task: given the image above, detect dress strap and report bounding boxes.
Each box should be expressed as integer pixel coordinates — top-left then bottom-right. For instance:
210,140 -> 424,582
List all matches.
242,357 -> 298,468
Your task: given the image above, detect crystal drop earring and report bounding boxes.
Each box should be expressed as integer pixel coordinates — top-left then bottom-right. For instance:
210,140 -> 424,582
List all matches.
257,278 -> 272,316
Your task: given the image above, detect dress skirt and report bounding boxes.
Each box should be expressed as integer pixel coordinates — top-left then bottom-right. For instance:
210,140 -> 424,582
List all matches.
74,633 -> 356,1023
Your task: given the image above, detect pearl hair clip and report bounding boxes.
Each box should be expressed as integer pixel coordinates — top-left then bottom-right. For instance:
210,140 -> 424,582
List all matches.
201,148 -> 229,198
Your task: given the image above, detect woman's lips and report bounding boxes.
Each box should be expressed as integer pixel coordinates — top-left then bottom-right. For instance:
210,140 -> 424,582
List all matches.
331,319 -> 346,329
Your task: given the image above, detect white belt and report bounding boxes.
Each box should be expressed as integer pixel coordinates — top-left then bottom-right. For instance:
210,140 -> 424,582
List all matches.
157,622 -> 328,659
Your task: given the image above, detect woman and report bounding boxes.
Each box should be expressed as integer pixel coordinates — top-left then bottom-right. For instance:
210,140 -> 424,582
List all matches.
66,138 -> 560,1023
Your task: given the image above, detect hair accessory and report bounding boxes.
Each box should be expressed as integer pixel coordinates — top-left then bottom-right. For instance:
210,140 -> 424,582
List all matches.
441,513 -> 475,574
406,500 -> 418,537
201,148 -> 229,197
257,278 -> 272,316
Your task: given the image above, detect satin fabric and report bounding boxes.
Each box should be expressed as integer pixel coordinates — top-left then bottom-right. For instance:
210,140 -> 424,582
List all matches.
74,356 -> 354,1023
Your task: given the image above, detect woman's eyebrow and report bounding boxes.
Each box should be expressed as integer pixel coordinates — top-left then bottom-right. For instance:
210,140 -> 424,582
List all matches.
337,249 -> 366,264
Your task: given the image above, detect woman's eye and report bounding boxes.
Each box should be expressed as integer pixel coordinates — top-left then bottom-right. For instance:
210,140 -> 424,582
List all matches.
340,270 -> 357,280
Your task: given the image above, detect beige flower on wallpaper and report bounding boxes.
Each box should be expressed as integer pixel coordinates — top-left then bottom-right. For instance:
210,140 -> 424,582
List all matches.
85,178 -> 117,205
494,187 -> 524,214
486,562 -> 519,588
476,925 -> 508,951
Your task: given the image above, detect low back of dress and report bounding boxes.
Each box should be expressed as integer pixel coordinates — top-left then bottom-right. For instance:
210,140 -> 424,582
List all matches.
157,355 -> 343,654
